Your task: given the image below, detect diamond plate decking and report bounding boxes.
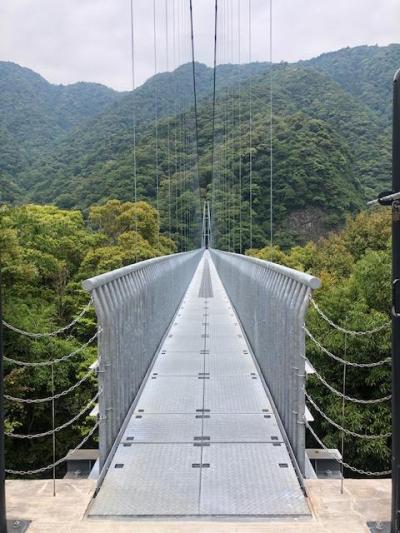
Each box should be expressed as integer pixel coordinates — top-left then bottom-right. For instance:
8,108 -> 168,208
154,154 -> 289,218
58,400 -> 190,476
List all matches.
88,252 -> 310,519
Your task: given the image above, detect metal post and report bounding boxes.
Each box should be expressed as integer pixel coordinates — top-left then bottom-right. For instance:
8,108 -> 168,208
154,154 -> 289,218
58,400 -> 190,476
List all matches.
392,69 -> 400,533
0,269 -> 7,533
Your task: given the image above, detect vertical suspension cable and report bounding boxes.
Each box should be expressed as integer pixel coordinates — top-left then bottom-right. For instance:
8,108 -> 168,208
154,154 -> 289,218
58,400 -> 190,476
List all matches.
173,0 -> 179,248
189,0 -> 201,178
51,363 -> 56,497
248,0 -> 253,249
227,0 -> 233,252
189,0 -> 202,246
130,0 -> 138,260
237,0 -> 242,254
223,0 -> 228,250
165,0 -> 171,239
269,0 -> 273,253
340,333 -> 347,494
211,0 -> 218,248
153,0 -> 160,247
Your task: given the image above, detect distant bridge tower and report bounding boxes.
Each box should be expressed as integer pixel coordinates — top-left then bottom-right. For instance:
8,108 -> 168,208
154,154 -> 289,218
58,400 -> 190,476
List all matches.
201,201 -> 212,249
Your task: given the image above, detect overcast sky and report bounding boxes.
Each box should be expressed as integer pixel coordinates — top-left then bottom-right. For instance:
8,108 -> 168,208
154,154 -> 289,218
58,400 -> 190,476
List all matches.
0,0 -> 398,91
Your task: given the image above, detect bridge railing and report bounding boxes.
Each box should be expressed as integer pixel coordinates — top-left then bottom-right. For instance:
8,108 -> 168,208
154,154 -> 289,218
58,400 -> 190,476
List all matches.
83,250 -> 202,474
210,249 -> 321,475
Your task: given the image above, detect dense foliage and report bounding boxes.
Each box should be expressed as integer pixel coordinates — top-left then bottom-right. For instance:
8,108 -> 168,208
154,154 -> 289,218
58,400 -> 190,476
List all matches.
0,201 -> 174,475
249,208 -> 392,475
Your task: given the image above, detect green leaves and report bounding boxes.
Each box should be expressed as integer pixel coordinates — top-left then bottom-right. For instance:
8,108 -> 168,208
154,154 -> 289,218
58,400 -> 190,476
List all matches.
1,200 -> 174,475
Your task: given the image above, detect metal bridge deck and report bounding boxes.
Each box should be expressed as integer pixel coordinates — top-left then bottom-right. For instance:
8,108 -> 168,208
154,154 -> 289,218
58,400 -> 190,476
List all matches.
89,252 -> 310,519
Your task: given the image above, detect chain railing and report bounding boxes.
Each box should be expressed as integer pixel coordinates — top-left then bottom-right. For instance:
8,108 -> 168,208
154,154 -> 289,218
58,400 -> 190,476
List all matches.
3,298 -> 93,338
305,419 -> 391,477
305,390 -> 391,440
304,326 -> 391,368
309,364 -> 391,404
5,390 -> 101,439
210,249 -> 321,475
309,297 -> 390,336
6,420 -> 100,476
82,250 -> 202,474
4,329 -> 101,367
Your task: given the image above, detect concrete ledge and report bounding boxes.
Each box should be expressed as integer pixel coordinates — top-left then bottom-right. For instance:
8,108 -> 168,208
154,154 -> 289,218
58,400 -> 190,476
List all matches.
5,478 -> 391,532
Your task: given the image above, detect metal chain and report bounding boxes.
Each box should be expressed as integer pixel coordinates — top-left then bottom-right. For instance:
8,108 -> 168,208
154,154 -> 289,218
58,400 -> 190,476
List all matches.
5,420 -> 100,475
305,419 -> 391,476
305,390 -> 392,440
310,297 -> 390,336
310,364 -> 391,404
4,329 -> 101,368
304,326 -> 391,368
5,363 -> 99,404
3,299 -> 93,338
5,390 -> 101,439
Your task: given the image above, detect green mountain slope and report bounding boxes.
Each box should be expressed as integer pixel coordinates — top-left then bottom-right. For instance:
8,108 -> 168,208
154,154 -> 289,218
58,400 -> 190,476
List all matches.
303,43 -> 400,122
1,45 -> 398,247
0,61 -> 124,200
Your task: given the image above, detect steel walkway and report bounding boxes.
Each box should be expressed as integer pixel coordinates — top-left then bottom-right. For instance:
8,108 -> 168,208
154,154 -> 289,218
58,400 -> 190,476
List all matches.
89,252 -> 310,518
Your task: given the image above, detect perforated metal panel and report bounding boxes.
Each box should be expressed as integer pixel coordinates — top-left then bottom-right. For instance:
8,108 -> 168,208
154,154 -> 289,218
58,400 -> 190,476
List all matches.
152,352 -> 204,375
200,444 -> 309,516
135,377 -> 204,413
205,376 -> 272,413
204,414 -> 282,442
89,444 -> 201,516
124,414 -> 202,443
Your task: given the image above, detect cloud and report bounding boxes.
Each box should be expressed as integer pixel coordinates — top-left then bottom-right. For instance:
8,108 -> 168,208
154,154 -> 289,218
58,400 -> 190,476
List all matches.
0,0 -> 398,91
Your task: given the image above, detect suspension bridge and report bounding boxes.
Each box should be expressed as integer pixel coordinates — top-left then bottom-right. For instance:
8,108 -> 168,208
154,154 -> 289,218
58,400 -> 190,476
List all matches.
0,0 -> 399,531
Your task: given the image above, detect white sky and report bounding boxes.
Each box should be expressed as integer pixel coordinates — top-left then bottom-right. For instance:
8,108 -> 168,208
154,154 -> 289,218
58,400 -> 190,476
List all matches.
0,0 -> 398,91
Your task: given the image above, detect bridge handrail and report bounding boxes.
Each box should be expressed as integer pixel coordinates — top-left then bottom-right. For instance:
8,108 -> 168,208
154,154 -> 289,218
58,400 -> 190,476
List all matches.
217,251 -> 321,290
82,249 -> 202,477
210,248 -> 321,475
82,251 -> 191,291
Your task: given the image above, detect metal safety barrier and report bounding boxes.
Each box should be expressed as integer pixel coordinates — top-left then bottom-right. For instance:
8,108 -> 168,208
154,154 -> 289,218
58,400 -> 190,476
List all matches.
210,249 -> 321,475
82,250 -> 202,472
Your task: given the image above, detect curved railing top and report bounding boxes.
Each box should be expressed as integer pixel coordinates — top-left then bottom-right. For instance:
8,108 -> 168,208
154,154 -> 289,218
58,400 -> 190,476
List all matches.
82,250 -> 200,291
211,249 -> 321,290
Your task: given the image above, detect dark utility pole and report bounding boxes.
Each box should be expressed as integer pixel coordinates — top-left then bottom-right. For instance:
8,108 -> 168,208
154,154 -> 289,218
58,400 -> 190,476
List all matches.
392,69 -> 400,533
0,268 -> 6,532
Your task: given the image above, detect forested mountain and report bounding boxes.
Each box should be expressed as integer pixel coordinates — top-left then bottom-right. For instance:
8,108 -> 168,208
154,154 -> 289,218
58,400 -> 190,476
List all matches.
1,44 -> 399,247
0,61 -> 124,203
303,43 -> 399,122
